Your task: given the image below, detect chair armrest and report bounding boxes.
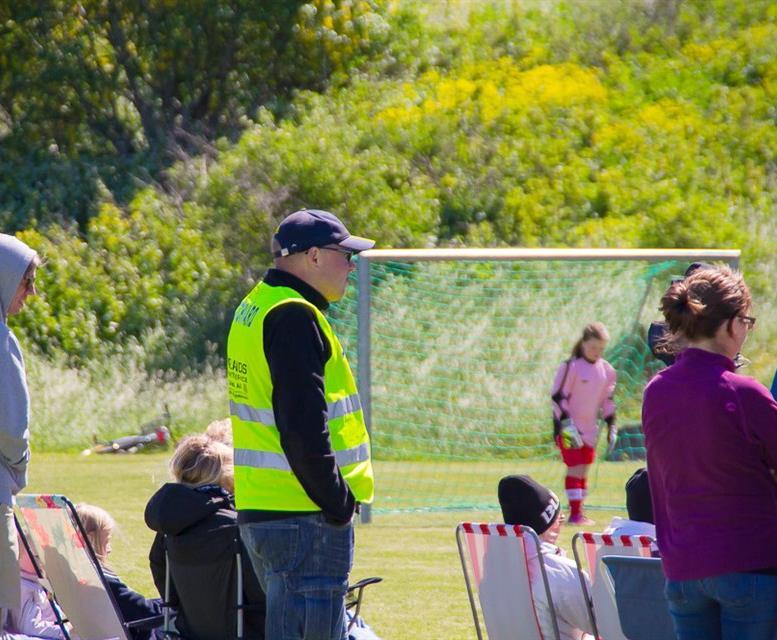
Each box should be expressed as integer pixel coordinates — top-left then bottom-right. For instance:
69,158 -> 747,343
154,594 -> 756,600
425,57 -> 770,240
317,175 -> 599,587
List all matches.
345,577 -> 383,631
347,576 -> 383,596
126,614 -> 165,629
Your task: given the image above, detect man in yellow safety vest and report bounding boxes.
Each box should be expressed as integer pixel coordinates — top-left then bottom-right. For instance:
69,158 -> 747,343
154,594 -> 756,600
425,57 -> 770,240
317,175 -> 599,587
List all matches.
227,209 -> 375,640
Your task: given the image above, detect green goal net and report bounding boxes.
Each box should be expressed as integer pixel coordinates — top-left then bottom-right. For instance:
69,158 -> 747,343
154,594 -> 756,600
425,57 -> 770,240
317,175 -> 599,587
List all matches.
328,250 -> 737,514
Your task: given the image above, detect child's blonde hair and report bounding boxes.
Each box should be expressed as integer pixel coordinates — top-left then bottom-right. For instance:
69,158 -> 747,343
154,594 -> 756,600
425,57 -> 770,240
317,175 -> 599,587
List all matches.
75,503 -> 115,564
204,417 -> 232,446
169,434 -> 234,493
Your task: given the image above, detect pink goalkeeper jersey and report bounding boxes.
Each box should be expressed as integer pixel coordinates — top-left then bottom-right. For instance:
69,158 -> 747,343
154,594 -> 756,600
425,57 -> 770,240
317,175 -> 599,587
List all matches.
551,357 -> 616,446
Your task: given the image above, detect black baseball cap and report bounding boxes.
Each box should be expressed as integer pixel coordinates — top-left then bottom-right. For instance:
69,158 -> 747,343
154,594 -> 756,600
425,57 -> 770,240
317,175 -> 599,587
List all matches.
272,209 -> 375,258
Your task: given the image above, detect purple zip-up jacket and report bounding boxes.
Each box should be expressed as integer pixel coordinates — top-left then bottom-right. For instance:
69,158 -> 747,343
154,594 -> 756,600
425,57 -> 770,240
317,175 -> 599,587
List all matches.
642,348 -> 777,581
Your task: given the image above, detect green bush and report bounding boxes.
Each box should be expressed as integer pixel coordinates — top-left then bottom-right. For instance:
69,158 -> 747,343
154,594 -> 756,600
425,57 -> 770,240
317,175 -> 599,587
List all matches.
13,193 -> 240,370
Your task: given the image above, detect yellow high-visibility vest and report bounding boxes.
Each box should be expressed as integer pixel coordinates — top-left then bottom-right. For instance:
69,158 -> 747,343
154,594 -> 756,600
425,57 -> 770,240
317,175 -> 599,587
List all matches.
227,281 -> 374,511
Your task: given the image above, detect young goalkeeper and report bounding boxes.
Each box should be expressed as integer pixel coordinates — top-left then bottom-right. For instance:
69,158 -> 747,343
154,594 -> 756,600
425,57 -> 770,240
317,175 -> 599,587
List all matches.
551,322 -> 617,525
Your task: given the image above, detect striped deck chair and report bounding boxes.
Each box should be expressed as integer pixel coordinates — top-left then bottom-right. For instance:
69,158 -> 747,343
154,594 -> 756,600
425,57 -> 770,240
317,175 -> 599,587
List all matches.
571,532 -> 655,640
14,494 -> 161,640
456,522 -> 560,640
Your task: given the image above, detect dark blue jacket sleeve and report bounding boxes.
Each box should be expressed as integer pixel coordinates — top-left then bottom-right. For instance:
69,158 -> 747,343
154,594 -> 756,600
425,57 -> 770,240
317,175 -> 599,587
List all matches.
105,572 -> 162,640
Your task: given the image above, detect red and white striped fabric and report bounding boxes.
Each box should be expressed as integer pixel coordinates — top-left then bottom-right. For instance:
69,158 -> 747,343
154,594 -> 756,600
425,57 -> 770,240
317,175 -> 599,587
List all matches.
580,531 -> 654,550
461,522 -> 525,537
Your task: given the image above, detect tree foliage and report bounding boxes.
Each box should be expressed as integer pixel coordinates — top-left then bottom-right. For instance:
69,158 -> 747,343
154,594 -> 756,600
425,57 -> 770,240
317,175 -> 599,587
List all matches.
16,195 -> 240,369
0,0 -> 390,230
5,0 -> 777,370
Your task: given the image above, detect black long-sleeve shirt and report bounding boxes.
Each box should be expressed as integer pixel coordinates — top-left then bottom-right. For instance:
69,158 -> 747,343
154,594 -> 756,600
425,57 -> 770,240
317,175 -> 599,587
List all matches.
237,269 -> 356,525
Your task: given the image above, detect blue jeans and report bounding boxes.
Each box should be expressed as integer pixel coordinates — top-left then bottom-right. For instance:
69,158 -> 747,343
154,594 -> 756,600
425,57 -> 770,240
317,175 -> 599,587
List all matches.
665,572 -> 777,640
240,514 -> 354,640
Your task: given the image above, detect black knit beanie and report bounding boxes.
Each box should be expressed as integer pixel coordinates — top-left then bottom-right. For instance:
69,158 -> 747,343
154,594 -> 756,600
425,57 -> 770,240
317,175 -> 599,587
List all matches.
625,467 -> 654,524
498,475 -> 560,535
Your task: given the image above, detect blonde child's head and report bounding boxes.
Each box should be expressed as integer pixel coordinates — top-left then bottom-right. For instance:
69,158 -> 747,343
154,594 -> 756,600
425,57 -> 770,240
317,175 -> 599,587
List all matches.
170,434 -> 234,494
75,503 -> 116,564
204,417 -> 232,446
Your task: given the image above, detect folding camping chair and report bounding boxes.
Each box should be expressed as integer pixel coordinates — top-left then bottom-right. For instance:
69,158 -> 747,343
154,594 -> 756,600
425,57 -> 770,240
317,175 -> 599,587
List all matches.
571,532 -> 655,640
456,522 -> 560,640
14,494 -> 162,640
160,530 -> 251,640
160,528 -> 382,640
601,556 -> 674,640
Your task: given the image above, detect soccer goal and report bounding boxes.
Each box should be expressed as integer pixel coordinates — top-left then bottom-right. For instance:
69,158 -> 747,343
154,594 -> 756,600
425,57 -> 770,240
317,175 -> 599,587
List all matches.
328,248 -> 740,520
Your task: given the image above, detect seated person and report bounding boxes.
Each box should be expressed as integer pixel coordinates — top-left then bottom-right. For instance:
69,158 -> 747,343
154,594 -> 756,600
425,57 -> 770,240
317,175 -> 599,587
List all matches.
7,545 -> 66,639
603,467 -> 656,541
75,503 -> 162,640
145,434 -> 265,639
499,475 -> 594,640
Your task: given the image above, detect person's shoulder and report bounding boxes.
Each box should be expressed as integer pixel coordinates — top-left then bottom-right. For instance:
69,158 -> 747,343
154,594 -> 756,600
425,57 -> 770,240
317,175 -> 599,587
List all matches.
724,370 -> 774,401
543,552 -> 580,586
264,299 -> 321,332
264,299 -> 323,343
267,298 -> 318,321
553,359 -> 571,374
563,357 -> 582,373
102,567 -> 124,587
604,518 -> 656,539
601,359 -> 616,374
644,367 -> 670,393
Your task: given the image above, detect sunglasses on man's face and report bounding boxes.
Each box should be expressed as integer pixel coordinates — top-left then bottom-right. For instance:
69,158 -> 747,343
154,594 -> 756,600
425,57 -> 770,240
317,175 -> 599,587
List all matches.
319,247 -> 355,262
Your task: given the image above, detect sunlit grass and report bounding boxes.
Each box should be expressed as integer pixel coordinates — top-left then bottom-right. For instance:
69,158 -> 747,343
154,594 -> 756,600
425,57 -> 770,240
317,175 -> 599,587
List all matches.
25,453 -> 630,640
26,351 -> 229,451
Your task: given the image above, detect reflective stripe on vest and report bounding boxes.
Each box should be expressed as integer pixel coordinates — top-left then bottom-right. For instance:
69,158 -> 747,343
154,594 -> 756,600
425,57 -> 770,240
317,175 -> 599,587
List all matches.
229,392 -> 362,428
227,281 -> 374,511
235,443 -> 370,472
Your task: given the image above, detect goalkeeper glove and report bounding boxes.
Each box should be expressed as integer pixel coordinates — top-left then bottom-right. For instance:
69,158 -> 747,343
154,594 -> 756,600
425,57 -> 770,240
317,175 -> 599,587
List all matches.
560,419 -> 583,449
606,423 -> 618,455
553,412 -> 569,438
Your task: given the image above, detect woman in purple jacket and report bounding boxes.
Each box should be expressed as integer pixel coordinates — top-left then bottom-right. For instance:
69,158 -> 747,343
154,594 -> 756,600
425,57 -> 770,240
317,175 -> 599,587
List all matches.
642,265 -> 777,640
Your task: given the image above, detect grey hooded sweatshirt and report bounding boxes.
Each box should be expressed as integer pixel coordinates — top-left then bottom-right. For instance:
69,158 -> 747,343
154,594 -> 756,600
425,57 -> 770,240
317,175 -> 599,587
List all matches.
0,233 -> 36,505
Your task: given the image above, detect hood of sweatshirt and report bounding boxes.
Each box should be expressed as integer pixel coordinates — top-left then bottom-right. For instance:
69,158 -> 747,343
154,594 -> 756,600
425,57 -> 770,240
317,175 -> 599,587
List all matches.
0,234 -> 36,322
145,482 -> 233,535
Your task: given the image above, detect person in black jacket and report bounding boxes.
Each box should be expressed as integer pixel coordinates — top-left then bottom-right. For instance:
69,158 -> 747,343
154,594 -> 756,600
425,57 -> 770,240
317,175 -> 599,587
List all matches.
145,434 -> 265,640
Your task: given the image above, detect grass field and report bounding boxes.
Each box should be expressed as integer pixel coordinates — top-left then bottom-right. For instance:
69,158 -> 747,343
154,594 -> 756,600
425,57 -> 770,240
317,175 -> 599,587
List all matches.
25,452 -> 634,639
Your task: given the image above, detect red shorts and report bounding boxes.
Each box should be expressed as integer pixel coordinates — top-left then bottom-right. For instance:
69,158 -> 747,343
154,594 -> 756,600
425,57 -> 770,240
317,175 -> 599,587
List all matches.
555,436 -> 596,466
